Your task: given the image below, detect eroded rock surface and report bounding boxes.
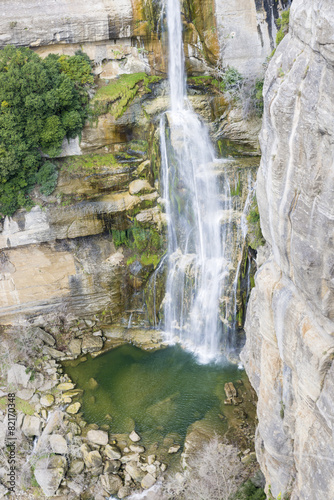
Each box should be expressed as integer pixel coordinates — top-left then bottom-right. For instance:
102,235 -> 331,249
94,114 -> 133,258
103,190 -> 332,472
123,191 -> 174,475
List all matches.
242,1 -> 334,498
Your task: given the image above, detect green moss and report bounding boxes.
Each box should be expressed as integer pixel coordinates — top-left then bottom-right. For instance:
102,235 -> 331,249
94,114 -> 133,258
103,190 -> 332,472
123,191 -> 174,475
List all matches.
90,73 -> 161,120
60,152 -> 119,174
247,196 -> 265,249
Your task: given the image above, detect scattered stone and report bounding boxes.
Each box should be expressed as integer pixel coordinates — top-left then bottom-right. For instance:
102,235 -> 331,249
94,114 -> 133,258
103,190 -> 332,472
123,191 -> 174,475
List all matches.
124,447 -> 130,453
22,415 -> 41,437
68,460 -> 85,476
161,463 -> 167,472
146,464 -> 156,475
168,445 -> 180,454
84,450 -> 102,469
141,473 -> 156,489
130,444 -> 145,453
82,336 -> 103,353
148,454 -> 156,465
40,394 -> 55,407
118,485 -> 131,499
68,339 -> 82,356
34,455 -> 67,497
100,473 -> 123,495
49,435 -> 68,454
44,347 -> 65,359
7,364 -> 31,388
63,397 -> 72,404
41,409 -> 48,420
104,444 -> 122,460
93,330 -> 102,336
57,382 -> 75,392
31,327 -> 56,346
85,319 -> 96,328
67,480 -> 84,495
66,402 -> 81,414
62,389 -> 83,398
224,382 -> 237,399
129,430 -> 141,442
87,378 -> 99,389
87,429 -> 108,446
125,461 -> 145,482
104,460 -> 121,474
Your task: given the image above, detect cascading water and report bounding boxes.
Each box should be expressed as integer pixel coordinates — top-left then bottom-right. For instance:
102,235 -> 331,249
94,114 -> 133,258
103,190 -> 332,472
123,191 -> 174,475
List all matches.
160,0 -> 254,362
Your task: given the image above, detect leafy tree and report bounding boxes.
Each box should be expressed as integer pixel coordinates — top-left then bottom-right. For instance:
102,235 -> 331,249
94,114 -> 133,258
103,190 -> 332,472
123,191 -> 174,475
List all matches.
0,45 -> 93,216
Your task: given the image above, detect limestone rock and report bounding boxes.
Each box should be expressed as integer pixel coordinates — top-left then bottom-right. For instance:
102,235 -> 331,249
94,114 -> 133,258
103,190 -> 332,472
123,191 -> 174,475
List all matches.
141,473 -> 156,489
104,444 -> 122,460
104,460 -> 121,473
68,338 -> 82,356
87,429 -> 108,446
49,434 -> 68,455
168,445 -> 180,454
129,179 -> 154,196
34,455 -> 67,497
68,459 -> 85,476
100,473 -> 122,495
57,382 -> 75,391
125,461 -> 145,482
129,430 -> 141,442
44,347 -> 65,359
82,336 -> 103,354
22,415 -> 41,437
118,485 -> 131,499
84,450 -> 102,469
7,364 -> 31,388
129,444 -> 145,453
66,402 -> 81,414
31,327 -> 56,346
40,394 -> 54,407
242,2 -> 334,498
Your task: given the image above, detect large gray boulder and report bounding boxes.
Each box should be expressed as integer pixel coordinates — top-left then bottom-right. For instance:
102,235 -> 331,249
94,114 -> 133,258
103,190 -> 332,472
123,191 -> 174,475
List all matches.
34,455 -> 67,497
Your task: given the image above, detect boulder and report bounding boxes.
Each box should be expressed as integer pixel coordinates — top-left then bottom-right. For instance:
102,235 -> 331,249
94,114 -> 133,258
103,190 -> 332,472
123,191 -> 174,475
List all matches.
125,461 -> 145,482
7,364 -> 31,388
57,382 -> 75,391
129,179 -> 154,196
31,327 -> 56,346
100,473 -> 123,495
44,347 -> 64,359
104,444 -> 122,460
22,415 -> 41,437
16,388 -> 35,400
40,394 -> 55,407
68,338 -> 82,356
49,434 -> 68,454
129,444 -> 145,453
82,336 -> 103,354
168,445 -> 180,454
87,429 -> 108,446
118,485 -> 131,499
34,455 -> 67,497
84,450 -> 102,469
129,430 -> 141,442
141,473 -> 156,489
104,460 -> 121,473
66,402 -> 81,414
68,459 -> 85,476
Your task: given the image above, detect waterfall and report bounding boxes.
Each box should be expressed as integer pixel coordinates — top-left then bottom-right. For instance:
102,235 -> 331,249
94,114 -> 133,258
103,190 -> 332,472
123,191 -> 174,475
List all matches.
160,0 -> 253,362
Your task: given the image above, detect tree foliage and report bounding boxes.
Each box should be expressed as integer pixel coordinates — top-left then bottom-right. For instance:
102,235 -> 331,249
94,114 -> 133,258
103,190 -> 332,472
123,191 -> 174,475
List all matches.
0,45 -> 93,216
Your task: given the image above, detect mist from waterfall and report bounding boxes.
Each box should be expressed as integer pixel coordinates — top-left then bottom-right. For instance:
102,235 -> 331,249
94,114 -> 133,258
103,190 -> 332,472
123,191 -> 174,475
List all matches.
160,0 -> 252,362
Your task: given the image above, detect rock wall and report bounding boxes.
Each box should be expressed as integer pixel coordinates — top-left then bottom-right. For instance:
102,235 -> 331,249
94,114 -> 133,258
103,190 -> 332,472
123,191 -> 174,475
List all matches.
0,0 -> 280,77
242,0 -> 334,498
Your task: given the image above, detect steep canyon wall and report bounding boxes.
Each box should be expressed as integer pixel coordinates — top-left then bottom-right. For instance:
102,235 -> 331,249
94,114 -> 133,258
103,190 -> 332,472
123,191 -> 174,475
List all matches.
242,0 -> 334,498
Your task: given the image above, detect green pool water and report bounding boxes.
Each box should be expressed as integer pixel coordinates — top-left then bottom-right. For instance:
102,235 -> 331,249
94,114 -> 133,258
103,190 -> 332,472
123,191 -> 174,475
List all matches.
63,344 -> 243,447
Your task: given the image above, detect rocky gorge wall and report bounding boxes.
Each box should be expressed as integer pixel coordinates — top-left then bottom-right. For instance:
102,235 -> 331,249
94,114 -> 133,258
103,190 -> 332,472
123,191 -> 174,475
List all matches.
0,0 -> 281,77
242,0 -> 334,498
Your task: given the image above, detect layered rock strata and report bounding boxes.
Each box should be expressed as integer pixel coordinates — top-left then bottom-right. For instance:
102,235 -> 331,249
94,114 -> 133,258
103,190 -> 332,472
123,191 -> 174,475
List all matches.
242,1 -> 334,498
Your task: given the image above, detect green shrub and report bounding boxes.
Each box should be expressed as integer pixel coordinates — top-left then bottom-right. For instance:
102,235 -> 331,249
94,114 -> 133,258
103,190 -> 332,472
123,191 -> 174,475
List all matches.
220,67 -> 243,91
0,45 -> 93,216
234,480 -> 266,500
276,9 -> 290,46
35,161 -> 58,195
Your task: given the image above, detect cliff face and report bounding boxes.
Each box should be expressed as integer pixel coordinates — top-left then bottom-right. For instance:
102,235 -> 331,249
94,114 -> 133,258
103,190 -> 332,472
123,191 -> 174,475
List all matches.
0,0 -> 278,77
242,0 -> 334,498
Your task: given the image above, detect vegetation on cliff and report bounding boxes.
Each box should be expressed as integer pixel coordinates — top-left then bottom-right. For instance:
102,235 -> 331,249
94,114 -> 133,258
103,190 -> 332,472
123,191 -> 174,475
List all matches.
0,46 -> 93,216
